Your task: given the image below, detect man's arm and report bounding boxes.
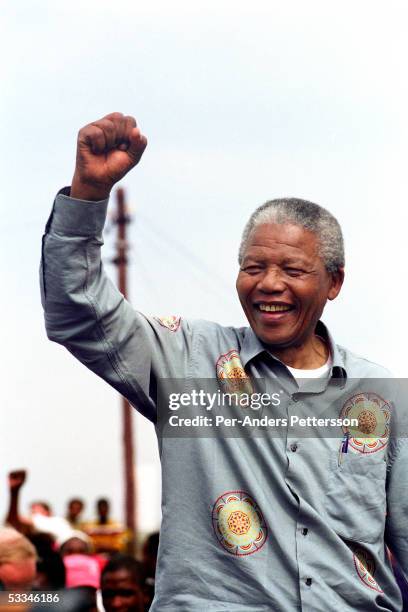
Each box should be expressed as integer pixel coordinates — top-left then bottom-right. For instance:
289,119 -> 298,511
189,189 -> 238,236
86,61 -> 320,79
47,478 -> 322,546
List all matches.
41,113 -> 161,420
5,470 -> 33,535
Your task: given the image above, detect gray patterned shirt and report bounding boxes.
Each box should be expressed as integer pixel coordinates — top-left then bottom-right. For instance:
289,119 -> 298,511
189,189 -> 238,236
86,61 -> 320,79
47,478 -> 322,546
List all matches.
40,190 -> 408,611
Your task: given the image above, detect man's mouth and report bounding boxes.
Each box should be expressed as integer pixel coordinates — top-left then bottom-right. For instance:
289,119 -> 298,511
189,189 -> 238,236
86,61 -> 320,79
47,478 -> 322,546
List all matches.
257,303 -> 294,313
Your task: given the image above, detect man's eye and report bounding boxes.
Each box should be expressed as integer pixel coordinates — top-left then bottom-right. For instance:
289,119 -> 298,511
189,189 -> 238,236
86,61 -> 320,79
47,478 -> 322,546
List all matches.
243,266 -> 262,274
285,268 -> 304,277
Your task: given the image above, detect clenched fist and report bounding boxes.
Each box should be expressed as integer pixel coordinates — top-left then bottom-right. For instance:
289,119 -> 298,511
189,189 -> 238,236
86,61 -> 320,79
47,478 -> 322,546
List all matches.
8,469 -> 26,491
71,112 -> 147,201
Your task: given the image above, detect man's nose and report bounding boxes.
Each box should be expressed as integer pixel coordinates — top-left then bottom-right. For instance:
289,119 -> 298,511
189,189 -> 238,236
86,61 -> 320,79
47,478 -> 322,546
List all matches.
257,269 -> 287,293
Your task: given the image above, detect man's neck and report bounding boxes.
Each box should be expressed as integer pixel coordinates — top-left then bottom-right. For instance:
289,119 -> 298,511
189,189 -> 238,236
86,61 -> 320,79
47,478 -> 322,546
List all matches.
269,334 -> 329,370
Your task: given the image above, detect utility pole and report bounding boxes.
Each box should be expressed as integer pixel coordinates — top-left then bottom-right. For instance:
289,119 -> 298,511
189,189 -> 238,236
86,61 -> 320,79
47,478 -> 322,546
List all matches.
113,186 -> 137,553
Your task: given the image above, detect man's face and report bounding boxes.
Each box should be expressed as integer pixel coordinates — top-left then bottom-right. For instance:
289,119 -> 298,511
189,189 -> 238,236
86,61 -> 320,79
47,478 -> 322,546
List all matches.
30,503 -> 50,516
68,500 -> 83,519
97,501 -> 109,518
101,569 -> 143,612
236,223 -> 343,350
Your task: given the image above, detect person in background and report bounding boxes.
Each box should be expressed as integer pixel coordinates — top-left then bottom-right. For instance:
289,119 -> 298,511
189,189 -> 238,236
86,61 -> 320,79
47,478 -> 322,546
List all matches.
33,550 -> 66,591
60,533 -> 101,612
30,501 -> 52,517
141,532 -> 159,610
5,470 -> 72,544
101,554 -> 144,612
63,553 -> 100,593
29,501 -> 72,544
5,470 -> 33,536
66,498 -> 85,528
30,532 -> 66,591
82,499 -> 129,554
96,499 -> 109,526
60,532 -> 93,557
0,528 -> 37,591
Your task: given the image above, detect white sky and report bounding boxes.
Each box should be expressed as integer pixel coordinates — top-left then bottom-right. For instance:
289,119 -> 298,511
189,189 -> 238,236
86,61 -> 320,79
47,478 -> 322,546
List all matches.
2,0 -> 408,533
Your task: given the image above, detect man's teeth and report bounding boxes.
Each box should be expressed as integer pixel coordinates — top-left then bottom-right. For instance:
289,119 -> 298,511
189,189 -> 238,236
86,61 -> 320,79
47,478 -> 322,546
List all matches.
259,304 -> 292,312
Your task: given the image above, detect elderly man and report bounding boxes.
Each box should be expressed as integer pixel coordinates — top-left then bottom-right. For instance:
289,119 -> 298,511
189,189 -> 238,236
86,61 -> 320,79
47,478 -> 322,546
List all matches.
41,113 -> 408,611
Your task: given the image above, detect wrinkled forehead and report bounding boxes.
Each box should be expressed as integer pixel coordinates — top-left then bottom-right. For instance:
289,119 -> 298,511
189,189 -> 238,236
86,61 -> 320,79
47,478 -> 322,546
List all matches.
243,222 -> 321,260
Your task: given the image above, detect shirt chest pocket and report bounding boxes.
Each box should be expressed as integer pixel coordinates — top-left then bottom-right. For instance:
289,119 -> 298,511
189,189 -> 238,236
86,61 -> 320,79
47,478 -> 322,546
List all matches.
323,452 -> 387,544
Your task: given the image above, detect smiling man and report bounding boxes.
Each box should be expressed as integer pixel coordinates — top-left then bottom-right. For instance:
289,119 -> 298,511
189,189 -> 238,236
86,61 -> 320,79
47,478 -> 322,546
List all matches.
236,211 -> 344,370
41,113 -> 408,611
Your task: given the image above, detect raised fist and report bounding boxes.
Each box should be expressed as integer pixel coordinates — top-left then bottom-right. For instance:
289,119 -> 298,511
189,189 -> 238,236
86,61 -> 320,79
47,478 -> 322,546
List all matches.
8,470 -> 27,490
71,112 -> 147,201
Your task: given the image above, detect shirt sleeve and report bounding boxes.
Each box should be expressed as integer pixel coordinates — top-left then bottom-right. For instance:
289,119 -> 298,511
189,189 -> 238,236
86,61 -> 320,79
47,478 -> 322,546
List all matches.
385,437 -> 408,578
40,188 -> 195,423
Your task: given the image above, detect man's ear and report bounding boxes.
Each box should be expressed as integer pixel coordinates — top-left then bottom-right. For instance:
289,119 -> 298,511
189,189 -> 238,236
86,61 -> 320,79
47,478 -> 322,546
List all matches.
328,267 -> 345,301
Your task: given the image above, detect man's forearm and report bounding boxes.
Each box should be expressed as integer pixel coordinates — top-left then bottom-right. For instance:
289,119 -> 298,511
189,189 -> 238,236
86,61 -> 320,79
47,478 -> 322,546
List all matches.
5,489 -> 29,534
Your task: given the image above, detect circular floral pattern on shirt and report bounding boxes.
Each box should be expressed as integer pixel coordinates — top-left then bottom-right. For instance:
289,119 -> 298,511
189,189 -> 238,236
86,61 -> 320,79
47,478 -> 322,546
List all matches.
154,315 -> 181,332
353,547 -> 383,593
216,349 -> 253,396
357,410 -> 377,435
340,392 -> 391,454
212,491 -> 268,556
228,510 -> 251,535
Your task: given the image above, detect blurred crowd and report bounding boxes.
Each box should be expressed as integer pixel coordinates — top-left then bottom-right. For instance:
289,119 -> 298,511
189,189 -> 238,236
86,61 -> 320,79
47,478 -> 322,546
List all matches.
4,470 -> 407,611
0,470 -> 159,611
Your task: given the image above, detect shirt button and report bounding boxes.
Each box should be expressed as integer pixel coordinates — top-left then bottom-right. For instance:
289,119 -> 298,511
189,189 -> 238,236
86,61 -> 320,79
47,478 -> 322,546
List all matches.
305,578 -> 312,586
290,443 -> 298,452
302,528 -> 308,536
292,395 -> 299,402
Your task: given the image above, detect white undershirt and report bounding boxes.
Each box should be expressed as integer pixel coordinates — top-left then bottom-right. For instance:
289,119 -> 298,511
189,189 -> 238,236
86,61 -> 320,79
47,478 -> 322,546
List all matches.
286,353 -> 333,380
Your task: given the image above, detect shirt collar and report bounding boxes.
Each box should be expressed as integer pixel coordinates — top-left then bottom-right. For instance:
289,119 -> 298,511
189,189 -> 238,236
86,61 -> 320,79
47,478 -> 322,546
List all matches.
240,321 -> 347,384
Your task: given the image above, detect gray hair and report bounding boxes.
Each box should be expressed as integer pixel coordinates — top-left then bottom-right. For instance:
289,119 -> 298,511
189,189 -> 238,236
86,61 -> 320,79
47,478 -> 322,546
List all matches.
238,198 -> 345,273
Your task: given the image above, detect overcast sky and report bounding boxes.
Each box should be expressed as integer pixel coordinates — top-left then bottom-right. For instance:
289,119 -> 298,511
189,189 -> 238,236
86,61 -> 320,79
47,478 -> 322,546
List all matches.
2,0 -> 408,533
